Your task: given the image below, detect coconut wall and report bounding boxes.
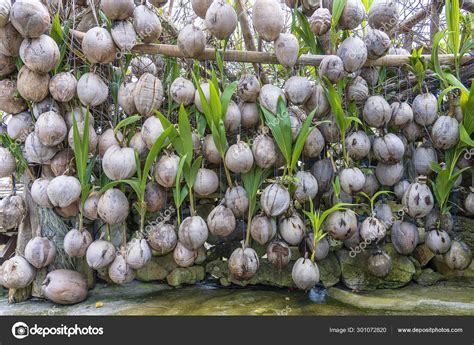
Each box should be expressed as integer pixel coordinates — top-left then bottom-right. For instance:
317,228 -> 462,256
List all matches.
0,0 -> 473,306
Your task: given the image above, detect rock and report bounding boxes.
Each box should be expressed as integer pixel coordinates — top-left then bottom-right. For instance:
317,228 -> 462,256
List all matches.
455,216 -> 474,252
336,244 -> 416,290
290,246 -> 301,261
166,266 -> 205,287
413,243 -> 435,266
317,252 -> 341,287
414,268 -> 444,286
136,253 -> 177,282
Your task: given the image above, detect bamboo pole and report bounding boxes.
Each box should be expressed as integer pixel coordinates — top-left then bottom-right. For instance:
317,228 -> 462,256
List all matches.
71,30 -> 472,67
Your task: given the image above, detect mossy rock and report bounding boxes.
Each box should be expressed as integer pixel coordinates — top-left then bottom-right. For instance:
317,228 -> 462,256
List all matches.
317,252 -> 341,288
136,253 -> 177,282
431,255 -> 474,280
166,266 -> 205,287
336,244 -> 416,291
414,268 -> 444,286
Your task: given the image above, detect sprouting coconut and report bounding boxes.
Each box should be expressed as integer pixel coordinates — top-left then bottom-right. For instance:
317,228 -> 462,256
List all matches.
267,239 -> 291,268
134,5 -> 162,43
372,133 -> 405,164
261,183 -> 290,217
364,29 -> 390,59
194,82 -> 214,112
413,145 -> 437,176
130,131 -> 149,160
425,229 -> 451,254
403,120 -> 422,142
301,234 -> 329,261
111,20 -> 137,51
375,162 -> 404,186
303,84 -> 330,118
141,116 -> 164,149
252,134 -> 276,169
77,72 -> 108,107
192,0 -> 213,18
402,179 -> 434,218
425,207 -> 453,232
345,130 -> 371,160
49,72 -> 77,103
326,210 -> 357,240
250,214 -> 276,245
193,168 -> 219,196
294,171 -> 318,203
202,134 -> 221,164
431,115 -> 459,150
0,147 -> 16,178
0,195 -> 25,230
412,92 -> 438,126
443,241 -> 472,271
284,76 -> 312,106
225,185 -> 249,218
10,0 -> 50,38
102,145 -> 136,181
24,236 -> 56,269
35,111 -> 67,147
225,141 -> 254,173
131,56 -> 157,76
389,101 -> 413,129
97,188 -> 130,224
337,36 -> 367,73
177,24 -> 206,58
367,251 -> 392,278
346,76 -> 369,103
144,182 -> 166,213
82,27 -> 116,64
338,0 -> 366,30
391,221 -> 419,255
292,257 -> 319,290
394,180 -> 410,200
82,193 -> 99,221
42,269 -> 88,305
373,203 -> 393,229
205,0 -> 237,40
340,167 -> 366,194
98,129 -> 122,157
309,8 -> 332,36
133,73 -> 163,117
368,0 -> 398,33
1,256 -> 35,289
101,0 -> 135,20
279,212 -> 305,245
363,95 -> 391,128
117,82 -> 138,116
20,35 -> 60,73
302,128 -> 325,159
170,77 -> 196,105
259,84 -> 286,114
289,112 -> 302,141
228,247 -> 259,280
238,74 -> 260,102
109,252 -> 135,285
86,239 -> 116,270
320,114 -> 340,143
17,65 -> 49,102
126,238 -> 152,269
207,204 -> 236,237
224,101 -> 241,133
319,55 -> 345,83
274,33 -> 299,68
64,107 -> 94,130
25,132 -> 58,164
31,178 -> 53,208
67,121 -> 98,155
47,175 -> 81,208
178,216 -> 209,250
310,158 -> 333,193
361,173 -> 380,197
253,0 -> 284,42
154,153 -> 180,188
148,223 -> 177,255
173,241 -> 198,267
466,191 -> 474,215
6,111 -> 31,143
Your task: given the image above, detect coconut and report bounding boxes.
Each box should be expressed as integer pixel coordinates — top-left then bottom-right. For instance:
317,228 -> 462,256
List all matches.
252,134 -> 276,169
253,0 -> 284,42
303,84 -> 330,118
431,115 -> 459,150
238,74 -> 260,102
0,195 -> 25,230
372,133 -> 405,164
46,176 -> 81,209
340,167 -> 366,194
86,239 -> 116,269
389,102 -> 413,129
173,241 -> 197,267
319,55 -> 345,83
178,216 -> 208,250
466,192 -> 474,215
205,0 -> 237,40
368,0 -> 398,33
55,199 -> 80,218
360,216 -> 386,242
360,66 -> 380,86
133,72 -> 163,117
98,129 -> 122,157
35,111 -> 67,147
259,84 -> 286,114
1,256 -> 35,289
292,257 -> 319,290
102,145 -> 136,181
126,238 -> 152,269
131,56 -> 157,77
393,180 -> 409,201
326,210 -> 357,240
294,171 -> 318,203
412,92 -> 438,126
309,8 -> 332,36
24,236 -> 56,269
403,120 -> 422,142
101,0 -> 135,20
109,252 -> 135,284
177,24 -> 206,58
10,0 -> 50,38
193,168 -> 219,196
67,121 -> 98,155
284,76 -> 311,106
0,79 -> 26,114
224,101 -> 241,132
170,77 -> 195,105
134,5 -> 162,43
225,186 -> 249,218
79,193 -> 99,222
129,132 -> 148,161
0,22 -> 23,57
391,221 -> 419,255
20,35 -> 60,74
346,76 -> 369,103
374,203 -> 393,229
425,208 -> 453,232
319,114 -> 340,143
289,112 -> 302,141
0,52 -> 15,76
250,214 -> 277,245
31,178 -> 53,207
225,141 -> 254,173
192,133 -> 201,154
402,180 -> 434,218
310,158 -> 333,193
261,183 -> 290,217
299,128 -> 323,159
336,0 -> 365,30
148,223 -> 177,255
48,72 -> 77,103
0,147 -> 15,177
375,161 -> 403,186
279,212 -> 306,245
192,0 -> 213,18
82,27 -> 116,64
203,134 -> 221,164
64,107 -> 94,130
0,0 -> 10,27
111,20 -> 137,51
364,29 -> 390,59
141,115 -> 164,149
337,36 -> 367,72
25,132 -> 58,164
144,181 -> 166,213
358,174 -> 377,198
425,229 -> 451,254
274,33 -> 299,68
443,241 -> 472,271
345,130 -> 371,160
367,251 -> 392,277
413,146 -> 437,176
64,229 -> 93,258
194,82 -> 213,113
228,247 -> 259,280
267,239 -> 291,268
117,82 -> 137,115
77,73 -> 108,107
17,65 -> 49,102
97,188 -> 129,224
363,95 -> 391,128
154,153 -> 179,188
